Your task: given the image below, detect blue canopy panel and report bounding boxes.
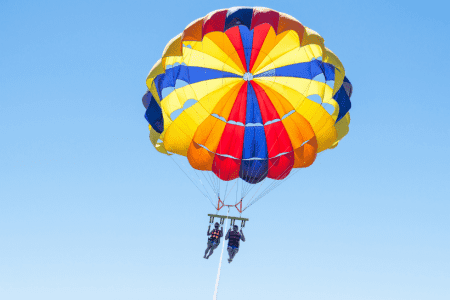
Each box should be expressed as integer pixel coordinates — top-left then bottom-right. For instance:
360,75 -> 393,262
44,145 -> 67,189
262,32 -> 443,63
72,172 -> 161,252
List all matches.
322,63 -> 335,81
143,91 -> 164,134
240,81 -> 268,184
238,25 -> 254,72
225,7 -> 253,31
255,61 -> 336,80
240,159 -> 268,184
245,83 -> 263,124
333,76 -> 352,122
343,76 -> 353,98
152,65 -> 240,101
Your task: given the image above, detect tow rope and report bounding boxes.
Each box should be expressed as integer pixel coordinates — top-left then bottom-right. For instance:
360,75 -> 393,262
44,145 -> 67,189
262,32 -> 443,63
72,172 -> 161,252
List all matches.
213,207 -> 229,300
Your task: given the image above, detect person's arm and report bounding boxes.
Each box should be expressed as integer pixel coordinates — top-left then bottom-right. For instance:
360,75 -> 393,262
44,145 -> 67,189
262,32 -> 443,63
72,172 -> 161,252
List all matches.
225,229 -> 230,240
207,225 -> 211,236
219,227 -> 224,237
240,229 -> 245,242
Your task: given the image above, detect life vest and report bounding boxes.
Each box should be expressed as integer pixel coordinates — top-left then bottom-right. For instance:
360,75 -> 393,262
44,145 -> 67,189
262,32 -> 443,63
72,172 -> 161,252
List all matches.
228,231 -> 240,248
209,229 -> 221,242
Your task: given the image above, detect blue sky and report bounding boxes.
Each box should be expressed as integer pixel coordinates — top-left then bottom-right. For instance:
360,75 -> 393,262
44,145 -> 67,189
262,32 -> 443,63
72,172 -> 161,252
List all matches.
1,0 -> 449,299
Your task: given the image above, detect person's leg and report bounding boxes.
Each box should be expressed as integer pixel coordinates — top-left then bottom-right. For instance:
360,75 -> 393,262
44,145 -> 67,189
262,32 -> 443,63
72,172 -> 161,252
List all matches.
231,248 -> 239,260
204,243 -> 212,258
206,243 -> 218,258
227,246 -> 233,262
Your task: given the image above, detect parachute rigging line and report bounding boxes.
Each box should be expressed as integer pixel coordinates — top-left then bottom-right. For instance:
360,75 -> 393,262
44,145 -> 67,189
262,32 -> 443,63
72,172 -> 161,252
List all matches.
235,179 -> 240,206
202,171 -> 217,195
245,169 -> 300,211
224,178 -> 238,202
167,148 -> 215,209
244,169 -> 298,211
244,152 -> 325,210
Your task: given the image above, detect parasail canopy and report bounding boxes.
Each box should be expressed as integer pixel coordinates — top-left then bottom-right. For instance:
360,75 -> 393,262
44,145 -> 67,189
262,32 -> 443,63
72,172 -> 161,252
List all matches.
142,7 -> 353,206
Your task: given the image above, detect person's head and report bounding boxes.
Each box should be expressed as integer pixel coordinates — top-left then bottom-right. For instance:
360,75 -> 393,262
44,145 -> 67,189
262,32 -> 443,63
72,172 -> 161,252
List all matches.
214,222 -> 220,229
233,225 -> 239,231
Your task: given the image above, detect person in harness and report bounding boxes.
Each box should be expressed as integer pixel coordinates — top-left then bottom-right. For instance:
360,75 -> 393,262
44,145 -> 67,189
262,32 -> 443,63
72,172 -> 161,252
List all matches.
225,225 -> 245,263
204,222 -> 223,259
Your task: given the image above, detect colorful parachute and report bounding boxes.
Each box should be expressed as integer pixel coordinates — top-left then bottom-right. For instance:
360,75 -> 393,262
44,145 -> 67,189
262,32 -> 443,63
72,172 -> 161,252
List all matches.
143,7 -> 352,189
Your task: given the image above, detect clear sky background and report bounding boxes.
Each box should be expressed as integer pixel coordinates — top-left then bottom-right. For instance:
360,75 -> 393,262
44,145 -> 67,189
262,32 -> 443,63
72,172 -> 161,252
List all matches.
1,0 -> 449,299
